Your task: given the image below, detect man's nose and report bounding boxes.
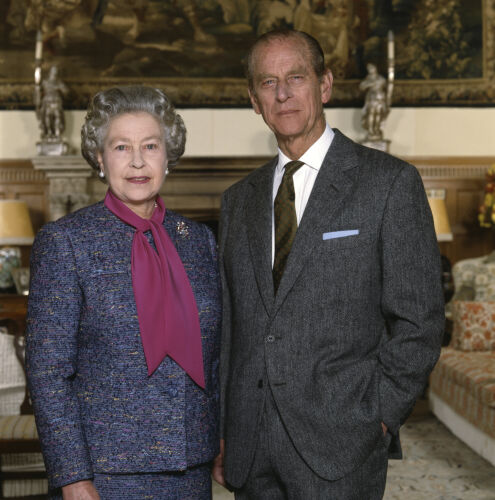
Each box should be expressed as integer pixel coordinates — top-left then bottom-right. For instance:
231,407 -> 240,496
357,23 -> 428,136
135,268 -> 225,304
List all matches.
276,81 -> 292,101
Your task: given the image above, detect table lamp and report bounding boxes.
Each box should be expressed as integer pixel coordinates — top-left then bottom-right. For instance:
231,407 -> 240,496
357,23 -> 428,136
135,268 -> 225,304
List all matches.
427,189 -> 453,242
0,200 -> 35,291
427,189 -> 454,319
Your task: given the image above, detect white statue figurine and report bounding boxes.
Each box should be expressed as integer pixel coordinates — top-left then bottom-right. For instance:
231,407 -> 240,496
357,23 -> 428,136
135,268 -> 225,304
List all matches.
35,65 -> 69,155
360,63 -> 388,142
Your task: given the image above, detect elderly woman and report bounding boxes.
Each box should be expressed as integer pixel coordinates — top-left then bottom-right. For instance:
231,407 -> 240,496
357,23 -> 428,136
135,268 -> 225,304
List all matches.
25,86 -> 221,499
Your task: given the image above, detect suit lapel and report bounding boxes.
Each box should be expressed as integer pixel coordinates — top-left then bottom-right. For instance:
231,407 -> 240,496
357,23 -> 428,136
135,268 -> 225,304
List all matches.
245,159 -> 277,315
274,130 -> 360,312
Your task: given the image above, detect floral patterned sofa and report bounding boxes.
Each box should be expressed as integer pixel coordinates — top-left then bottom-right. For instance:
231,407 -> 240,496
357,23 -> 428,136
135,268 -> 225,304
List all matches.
429,254 -> 495,466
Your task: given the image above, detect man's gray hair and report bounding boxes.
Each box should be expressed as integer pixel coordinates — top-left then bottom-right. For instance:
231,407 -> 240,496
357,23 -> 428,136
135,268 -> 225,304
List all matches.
245,29 -> 326,92
81,85 -> 186,173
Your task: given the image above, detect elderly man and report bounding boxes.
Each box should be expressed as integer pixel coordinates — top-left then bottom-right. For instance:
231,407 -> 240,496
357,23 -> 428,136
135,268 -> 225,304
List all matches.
213,29 -> 444,499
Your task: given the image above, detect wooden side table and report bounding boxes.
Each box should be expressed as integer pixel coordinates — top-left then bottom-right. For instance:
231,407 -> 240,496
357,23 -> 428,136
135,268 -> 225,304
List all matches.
0,293 -> 27,322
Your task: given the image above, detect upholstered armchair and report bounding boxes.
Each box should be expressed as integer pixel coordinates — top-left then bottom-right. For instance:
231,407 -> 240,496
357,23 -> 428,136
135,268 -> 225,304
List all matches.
0,317 -> 47,499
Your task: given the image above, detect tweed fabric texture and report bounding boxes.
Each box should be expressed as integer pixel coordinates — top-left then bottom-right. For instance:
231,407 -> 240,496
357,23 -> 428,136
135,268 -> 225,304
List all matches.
452,300 -> 495,351
235,390 -> 388,500
273,160 -> 304,292
104,191 -> 205,384
48,464 -> 212,499
219,129 -> 444,487
430,349 -> 495,439
25,202 -> 221,490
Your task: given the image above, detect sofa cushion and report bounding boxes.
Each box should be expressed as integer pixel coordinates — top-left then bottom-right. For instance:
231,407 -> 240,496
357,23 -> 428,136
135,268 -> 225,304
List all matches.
0,415 -> 38,440
452,254 -> 495,301
432,347 -> 495,408
452,301 -> 495,351
430,370 -> 495,439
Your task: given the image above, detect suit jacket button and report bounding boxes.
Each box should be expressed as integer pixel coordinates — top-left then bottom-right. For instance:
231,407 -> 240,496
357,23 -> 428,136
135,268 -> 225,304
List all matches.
266,335 -> 275,343
258,379 -> 263,388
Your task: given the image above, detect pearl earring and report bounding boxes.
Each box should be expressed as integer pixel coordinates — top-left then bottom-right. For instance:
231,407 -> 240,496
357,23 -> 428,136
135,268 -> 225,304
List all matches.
98,170 -> 105,178
165,168 -> 169,176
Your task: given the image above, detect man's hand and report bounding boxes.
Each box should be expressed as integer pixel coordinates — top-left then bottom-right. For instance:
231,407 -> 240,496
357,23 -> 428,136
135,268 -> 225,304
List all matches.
381,422 -> 388,436
212,438 -> 226,487
62,480 -> 100,500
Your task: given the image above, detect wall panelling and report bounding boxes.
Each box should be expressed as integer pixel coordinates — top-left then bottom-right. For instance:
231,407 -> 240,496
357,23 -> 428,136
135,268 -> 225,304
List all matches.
0,156 -> 493,266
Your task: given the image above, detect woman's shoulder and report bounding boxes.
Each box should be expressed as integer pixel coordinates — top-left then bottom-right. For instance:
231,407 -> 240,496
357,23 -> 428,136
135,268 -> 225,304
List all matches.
36,202 -> 112,244
43,201 -> 106,228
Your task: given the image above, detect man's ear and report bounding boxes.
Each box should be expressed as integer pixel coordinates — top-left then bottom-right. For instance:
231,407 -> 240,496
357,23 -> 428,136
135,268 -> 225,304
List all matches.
248,88 -> 261,115
320,69 -> 333,104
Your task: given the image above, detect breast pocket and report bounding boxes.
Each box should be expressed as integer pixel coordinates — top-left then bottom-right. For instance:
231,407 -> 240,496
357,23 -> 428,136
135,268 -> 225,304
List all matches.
316,231 -> 376,289
322,231 -> 372,252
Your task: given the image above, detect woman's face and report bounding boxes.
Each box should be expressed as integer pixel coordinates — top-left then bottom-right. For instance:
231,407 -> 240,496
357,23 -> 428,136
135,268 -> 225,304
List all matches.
98,112 -> 168,219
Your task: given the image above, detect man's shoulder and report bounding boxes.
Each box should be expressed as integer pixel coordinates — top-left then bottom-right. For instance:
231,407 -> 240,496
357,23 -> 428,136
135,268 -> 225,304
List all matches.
224,156 -> 277,199
333,129 -> 417,180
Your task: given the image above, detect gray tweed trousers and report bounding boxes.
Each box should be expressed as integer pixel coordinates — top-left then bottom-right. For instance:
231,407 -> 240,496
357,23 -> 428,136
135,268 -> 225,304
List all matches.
234,389 -> 388,500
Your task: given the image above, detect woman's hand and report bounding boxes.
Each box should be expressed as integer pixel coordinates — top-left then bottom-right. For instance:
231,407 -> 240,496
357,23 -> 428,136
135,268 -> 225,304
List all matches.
62,480 -> 100,500
212,438 -> 226,487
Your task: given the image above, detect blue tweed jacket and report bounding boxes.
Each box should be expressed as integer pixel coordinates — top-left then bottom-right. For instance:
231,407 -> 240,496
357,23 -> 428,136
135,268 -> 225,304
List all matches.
25,202 -> 221,490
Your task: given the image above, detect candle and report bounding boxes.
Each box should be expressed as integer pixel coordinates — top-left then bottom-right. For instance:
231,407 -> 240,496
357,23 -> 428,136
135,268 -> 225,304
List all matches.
34,67 -> 41,85
387,30 -> 394,61
35,30 -> 43,61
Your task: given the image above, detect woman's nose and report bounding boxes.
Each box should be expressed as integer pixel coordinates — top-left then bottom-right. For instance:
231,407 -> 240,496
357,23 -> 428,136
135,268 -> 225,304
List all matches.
131,149 -> 145,168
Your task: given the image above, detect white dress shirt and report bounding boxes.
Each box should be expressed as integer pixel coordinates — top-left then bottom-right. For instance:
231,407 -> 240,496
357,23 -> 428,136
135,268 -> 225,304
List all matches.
272,124 -> 335,264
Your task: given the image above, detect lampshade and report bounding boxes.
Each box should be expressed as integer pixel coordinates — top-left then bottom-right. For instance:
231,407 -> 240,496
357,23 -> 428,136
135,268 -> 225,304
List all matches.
0,200 -> 35,245
427,191 -> 453,242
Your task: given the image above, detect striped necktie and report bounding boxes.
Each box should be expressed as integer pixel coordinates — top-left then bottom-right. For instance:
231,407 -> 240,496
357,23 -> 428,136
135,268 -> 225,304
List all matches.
273,160 -> 304,293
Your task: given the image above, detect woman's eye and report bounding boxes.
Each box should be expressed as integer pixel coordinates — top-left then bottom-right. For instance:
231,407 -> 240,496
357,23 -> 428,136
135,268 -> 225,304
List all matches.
144,144 -> 158,150
115,145 -> 128,151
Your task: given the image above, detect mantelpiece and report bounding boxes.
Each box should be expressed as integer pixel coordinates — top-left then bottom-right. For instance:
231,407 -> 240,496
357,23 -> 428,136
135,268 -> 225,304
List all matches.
1,156 -> 494,265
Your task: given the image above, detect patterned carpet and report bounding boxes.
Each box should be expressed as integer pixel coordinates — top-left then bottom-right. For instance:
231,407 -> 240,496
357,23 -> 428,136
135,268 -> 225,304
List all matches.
213,414 -> 495,500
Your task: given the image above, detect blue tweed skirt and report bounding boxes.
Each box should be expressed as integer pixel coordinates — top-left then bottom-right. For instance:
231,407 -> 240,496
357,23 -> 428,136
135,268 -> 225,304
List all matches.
48,464 -> 212,499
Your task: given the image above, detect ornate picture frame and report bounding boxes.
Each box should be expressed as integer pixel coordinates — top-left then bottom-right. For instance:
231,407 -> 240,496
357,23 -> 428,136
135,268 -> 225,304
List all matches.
0,0 -> 493,109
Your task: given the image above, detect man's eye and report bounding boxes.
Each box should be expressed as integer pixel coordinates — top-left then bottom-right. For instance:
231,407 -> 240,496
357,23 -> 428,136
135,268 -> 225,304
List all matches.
262,79 -> 275,87
290,75 -> 304,81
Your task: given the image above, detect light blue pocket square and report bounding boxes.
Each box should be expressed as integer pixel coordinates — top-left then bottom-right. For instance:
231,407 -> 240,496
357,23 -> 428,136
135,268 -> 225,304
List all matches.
322,229 -> 359,240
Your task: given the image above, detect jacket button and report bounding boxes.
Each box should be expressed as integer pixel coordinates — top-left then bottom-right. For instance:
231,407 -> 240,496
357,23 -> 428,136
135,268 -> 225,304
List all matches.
258,379 -> 263,388
266,335 -> 275,343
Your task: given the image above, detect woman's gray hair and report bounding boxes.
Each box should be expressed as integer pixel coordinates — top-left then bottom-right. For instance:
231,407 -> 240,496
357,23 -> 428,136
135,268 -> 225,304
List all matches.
81,85 -> 186,173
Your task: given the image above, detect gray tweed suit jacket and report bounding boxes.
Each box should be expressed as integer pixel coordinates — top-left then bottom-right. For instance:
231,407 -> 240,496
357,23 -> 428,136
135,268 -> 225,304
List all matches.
219,129 -> 444,487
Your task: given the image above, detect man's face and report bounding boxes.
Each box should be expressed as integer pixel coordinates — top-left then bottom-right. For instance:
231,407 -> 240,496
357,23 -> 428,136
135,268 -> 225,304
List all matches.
248,37 -> 332,148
